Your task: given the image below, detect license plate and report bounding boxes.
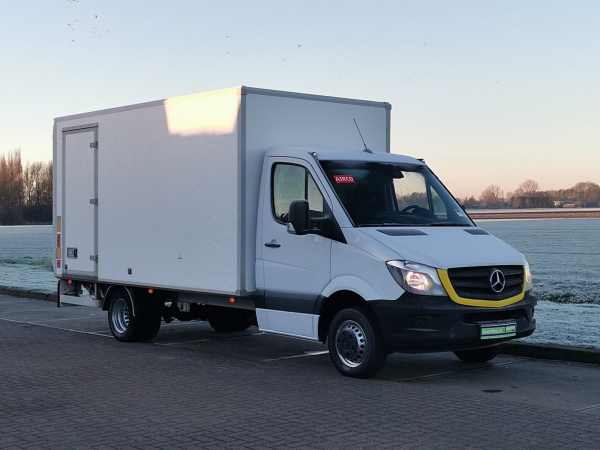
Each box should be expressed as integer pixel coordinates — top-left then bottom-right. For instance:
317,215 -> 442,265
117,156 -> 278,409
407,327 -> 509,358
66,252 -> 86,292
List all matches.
480,321 -> 517,340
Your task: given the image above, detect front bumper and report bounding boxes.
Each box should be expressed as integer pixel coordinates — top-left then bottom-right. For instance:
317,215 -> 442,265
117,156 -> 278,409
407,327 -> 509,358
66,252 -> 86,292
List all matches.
371,292 -> 536,353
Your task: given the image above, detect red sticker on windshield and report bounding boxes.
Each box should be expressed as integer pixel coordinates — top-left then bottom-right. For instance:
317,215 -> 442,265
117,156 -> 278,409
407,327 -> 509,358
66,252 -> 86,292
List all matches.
333,175 -> 356,184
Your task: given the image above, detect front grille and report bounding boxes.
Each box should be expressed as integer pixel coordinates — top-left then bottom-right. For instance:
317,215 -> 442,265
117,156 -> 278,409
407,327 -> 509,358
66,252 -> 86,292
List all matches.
447,265 -> 524,300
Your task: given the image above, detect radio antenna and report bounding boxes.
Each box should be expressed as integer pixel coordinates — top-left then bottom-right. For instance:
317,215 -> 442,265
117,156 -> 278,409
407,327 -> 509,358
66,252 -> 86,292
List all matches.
353,118 -> 372,153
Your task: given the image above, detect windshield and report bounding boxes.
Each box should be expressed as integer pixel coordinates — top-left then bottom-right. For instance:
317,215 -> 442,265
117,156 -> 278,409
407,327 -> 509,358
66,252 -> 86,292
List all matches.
320,160 -> 472,227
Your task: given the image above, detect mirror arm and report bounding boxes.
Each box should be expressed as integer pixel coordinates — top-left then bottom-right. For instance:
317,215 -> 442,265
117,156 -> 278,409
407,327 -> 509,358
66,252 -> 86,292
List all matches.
311,214 -> 332,224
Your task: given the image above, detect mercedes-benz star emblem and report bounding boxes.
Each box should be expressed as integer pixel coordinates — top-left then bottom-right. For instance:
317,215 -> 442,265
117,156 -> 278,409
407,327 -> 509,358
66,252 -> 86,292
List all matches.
489,269 -> 506,293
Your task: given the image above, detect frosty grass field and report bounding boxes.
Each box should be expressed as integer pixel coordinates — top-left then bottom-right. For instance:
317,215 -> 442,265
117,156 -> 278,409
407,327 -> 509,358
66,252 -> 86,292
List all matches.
1,219 -> 598,348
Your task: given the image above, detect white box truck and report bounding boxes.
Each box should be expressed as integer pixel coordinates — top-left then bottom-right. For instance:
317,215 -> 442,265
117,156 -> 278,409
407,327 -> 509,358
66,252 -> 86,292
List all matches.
54,86 -> 535,377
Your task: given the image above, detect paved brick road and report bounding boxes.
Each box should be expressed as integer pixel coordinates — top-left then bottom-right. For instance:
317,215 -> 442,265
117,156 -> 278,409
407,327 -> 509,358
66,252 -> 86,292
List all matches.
1,293 -> 599,449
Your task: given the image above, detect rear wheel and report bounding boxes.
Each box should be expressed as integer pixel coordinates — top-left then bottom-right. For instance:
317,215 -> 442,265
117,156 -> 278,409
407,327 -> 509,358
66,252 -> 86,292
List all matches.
327,307 -> 386,378
207,307 -> 252,333
108,291 -> 138,341
136,296 -> 162,341
454,346 -> 499,363
107,288 -> 162,342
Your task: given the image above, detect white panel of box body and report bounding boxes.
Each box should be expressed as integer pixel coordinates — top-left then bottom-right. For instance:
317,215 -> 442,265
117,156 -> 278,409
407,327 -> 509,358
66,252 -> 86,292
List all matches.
56,88 -> 242,294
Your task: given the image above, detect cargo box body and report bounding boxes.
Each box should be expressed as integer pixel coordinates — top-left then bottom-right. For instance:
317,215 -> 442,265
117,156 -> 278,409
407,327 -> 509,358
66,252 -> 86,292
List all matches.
53,87 -> 390,296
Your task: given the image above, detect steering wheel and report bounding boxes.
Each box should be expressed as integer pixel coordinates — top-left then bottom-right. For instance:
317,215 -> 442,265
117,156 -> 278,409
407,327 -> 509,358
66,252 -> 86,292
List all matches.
400,204 -> 427,215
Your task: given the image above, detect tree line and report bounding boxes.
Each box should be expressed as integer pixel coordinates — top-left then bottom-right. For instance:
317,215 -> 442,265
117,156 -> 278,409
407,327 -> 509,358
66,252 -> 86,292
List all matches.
2,149 -> 599,224
462,179 -> 600,209
0,151 -> 52,225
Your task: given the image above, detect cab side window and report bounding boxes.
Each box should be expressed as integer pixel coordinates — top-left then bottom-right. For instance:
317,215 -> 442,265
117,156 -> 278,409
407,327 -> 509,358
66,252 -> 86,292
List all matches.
272,163 -> 325,223
307,175 -> 324,214
431,188 -> 448,219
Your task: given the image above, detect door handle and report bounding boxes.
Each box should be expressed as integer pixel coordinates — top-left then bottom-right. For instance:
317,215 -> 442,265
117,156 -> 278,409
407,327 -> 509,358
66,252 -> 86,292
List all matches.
264,240 -> 281,248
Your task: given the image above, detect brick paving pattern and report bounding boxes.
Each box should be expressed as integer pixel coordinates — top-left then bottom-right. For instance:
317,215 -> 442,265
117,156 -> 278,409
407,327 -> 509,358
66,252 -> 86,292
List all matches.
1,294 -> 599,449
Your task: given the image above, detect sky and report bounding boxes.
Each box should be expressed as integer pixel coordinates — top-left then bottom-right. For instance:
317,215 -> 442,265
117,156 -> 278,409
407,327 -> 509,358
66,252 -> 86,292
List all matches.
1,0 -> 598,197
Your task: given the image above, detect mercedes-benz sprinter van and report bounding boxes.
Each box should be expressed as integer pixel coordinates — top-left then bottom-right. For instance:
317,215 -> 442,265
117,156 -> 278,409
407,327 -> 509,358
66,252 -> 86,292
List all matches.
54,87 -> 535,377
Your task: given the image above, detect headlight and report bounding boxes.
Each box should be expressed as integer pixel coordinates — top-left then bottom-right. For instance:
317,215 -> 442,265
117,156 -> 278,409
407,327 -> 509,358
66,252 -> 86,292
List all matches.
386,261 -> 446,296
524,261 -> 533,291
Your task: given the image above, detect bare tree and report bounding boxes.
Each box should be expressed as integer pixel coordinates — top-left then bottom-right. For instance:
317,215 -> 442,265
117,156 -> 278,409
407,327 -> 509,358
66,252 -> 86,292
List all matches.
0,152 -> 52,224
518,179 -> 539,194
0,150 -> 24,224
573,182 -> 600,206
40,162 -> 53,209
461,195 -> 479,208
23,162 -> 43,206
22,160 -> 52,223
479,184 -> 504,208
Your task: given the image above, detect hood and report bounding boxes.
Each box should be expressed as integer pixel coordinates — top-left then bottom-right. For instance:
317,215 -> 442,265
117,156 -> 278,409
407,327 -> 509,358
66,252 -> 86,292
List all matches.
357,227 -> 525,269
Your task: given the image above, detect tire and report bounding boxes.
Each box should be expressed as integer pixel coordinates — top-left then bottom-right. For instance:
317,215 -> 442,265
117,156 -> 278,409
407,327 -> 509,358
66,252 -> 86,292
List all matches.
108,290 -> 138,341
207,307 -> 251,333
454,346 -> 500,363
107,288 -> 162,342
327,307 -> 386,378
136,297 -> 162,342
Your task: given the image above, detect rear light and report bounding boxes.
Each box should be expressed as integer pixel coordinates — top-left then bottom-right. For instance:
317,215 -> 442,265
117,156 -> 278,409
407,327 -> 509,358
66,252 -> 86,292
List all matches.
56,216 -> 62,270
228,297 -> 236,305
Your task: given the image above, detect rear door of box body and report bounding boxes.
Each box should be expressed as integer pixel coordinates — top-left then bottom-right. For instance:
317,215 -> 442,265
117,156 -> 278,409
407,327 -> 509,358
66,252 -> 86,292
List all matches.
62,126 -> 98,277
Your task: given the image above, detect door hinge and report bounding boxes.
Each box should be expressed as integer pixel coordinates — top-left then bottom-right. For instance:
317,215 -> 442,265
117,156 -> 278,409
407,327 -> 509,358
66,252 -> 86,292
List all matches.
90,255 -> 98,262
90,141 -> 98,149
89,198 -> 98,205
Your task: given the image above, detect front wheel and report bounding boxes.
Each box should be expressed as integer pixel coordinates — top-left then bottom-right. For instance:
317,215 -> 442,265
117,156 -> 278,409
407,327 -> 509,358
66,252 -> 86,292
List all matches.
327,307 -> 386,378
454,346 -> 499,363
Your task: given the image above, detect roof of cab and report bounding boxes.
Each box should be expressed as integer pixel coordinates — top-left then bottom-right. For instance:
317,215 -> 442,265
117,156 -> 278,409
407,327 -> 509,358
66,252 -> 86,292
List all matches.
264,148 -> 424,166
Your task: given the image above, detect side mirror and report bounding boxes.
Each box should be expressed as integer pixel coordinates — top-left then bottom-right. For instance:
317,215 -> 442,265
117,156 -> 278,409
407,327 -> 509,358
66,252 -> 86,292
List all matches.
288,200 -> 309,235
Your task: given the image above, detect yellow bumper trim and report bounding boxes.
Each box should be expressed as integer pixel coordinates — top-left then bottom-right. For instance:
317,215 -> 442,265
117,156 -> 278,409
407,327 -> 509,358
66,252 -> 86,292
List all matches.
437,269 -> 525,308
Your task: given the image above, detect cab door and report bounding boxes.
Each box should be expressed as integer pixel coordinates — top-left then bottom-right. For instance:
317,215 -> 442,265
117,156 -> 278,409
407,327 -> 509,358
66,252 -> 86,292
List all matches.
257,157 -> 332,340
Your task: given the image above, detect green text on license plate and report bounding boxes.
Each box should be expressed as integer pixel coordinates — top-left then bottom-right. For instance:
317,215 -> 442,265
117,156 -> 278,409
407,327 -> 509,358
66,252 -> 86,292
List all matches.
480,323 -> 517,340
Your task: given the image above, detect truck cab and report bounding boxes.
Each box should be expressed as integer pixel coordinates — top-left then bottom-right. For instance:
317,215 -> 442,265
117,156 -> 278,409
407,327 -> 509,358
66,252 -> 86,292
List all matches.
254,149 -> 535,377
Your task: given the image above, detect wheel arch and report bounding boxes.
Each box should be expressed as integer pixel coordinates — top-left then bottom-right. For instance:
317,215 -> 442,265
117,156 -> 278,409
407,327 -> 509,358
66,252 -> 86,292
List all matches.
317,290 -> 379,342
320,275 -> 382,301
102,285 -> 135,316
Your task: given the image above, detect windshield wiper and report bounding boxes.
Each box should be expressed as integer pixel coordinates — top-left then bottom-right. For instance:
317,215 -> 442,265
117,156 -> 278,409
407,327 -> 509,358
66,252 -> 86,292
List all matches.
359,222 -> 427,227
427,222 -> 469,227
